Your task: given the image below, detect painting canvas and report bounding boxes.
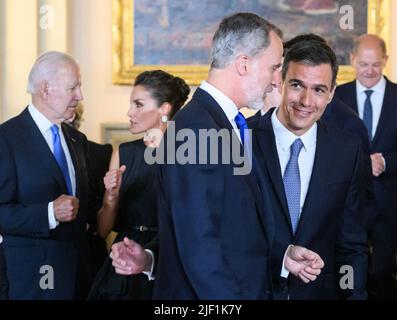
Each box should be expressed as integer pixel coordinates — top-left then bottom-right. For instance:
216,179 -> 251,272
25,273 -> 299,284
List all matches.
113,0 -> 390,85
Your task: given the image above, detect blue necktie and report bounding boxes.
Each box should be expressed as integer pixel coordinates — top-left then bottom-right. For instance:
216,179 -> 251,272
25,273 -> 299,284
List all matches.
51,125 -> 73,195
235,112 -> 249,145
283,138 -> 303,234
363,90 -> 373,140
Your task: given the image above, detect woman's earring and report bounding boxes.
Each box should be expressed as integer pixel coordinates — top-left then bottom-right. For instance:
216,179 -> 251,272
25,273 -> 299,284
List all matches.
161,115 -> 168,123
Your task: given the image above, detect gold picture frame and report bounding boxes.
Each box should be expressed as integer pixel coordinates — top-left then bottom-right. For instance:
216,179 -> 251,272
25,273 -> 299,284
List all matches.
112,0 -> 390,86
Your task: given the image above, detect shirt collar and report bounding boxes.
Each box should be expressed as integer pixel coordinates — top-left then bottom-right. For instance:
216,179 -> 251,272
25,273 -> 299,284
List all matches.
28,104 -> 58,134
356,76 -> 386,95
271,107 -> 317,153
200,81 -> 239,123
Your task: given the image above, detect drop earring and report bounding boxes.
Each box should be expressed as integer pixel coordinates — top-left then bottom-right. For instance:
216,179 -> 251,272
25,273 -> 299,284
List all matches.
161,115 -> 168,123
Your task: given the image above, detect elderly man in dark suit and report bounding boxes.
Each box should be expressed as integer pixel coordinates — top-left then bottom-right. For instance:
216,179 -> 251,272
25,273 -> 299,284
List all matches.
0,51 -> 94,299
335,34 -> 397,299
250,39 -> 368,299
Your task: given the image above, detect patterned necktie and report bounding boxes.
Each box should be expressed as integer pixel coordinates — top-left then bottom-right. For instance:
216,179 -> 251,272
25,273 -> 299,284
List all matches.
283,138 -> 303,234
51,125 -> 73,195
363,90 -> 373,140
234,112 -> 249,145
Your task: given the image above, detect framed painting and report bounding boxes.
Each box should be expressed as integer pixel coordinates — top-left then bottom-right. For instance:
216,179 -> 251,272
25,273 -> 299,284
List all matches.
101,123 -> 143,147
112,0 -> 390,86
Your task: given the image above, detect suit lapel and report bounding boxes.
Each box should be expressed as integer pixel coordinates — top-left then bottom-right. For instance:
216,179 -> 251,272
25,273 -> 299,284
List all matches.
255,111 -> 291,230
371,79 -> 396,147
62,124 -> 80,196
295,123 -> 331,237
18,108 -> 68,193
194,88 -> 265,227
344,81 -> 359,114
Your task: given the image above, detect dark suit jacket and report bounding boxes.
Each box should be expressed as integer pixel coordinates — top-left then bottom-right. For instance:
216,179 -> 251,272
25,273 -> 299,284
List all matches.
0,107 -> 93,299
322,97 -> 377,229
249,109 -> 368,299
153,88 -> 274,299
335,78 -> 397,228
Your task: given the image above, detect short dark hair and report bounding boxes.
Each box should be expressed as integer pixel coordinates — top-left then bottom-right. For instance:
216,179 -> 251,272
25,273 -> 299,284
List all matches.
283,33 -> 327,56
134,70 -> 190,119
282,39 -> 338,89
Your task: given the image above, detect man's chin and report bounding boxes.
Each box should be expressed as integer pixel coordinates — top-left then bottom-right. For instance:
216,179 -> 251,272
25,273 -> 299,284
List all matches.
247,101 -> 264,111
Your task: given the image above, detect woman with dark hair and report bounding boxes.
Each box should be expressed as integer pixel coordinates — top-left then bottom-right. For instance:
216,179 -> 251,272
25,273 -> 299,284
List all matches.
88,70 -> 190,299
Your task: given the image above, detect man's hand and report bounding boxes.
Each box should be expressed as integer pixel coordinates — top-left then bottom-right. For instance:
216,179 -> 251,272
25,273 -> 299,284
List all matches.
53,194 -> 79,222
110,237 -> 151,275
285,245 -> 324,283
104,165 -> 126,202
370,153 -> 385,177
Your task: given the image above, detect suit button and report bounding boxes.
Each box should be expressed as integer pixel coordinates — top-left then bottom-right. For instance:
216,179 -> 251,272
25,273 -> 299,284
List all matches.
282,286 -> 288,294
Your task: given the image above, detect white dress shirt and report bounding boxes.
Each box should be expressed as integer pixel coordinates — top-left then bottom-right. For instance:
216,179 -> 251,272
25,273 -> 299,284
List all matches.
28,104 -> 76,229
200,81 -> 242,143
271,109 -> 317,278
356,76 -> 386,138
271,108 -> 317,212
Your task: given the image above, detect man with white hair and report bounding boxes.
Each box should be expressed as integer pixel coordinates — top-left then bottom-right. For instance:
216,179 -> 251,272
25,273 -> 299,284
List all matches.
0,51 -> 94,299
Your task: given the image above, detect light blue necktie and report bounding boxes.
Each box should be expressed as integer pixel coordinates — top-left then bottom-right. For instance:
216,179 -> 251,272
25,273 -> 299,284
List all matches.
283,138 -> 303,234
234,112 -> 249,146
363,89 -> 373,140
51,125 -> 73,195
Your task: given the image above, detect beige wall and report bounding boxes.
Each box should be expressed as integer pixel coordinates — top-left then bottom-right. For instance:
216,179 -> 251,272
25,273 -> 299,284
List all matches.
1,0 -> 397,140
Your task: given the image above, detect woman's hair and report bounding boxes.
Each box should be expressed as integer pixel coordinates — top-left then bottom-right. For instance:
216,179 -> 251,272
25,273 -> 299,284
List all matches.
134,70 -> 190,119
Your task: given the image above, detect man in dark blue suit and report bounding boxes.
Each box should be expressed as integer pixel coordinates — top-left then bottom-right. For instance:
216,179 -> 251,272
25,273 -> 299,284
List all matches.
250,39 -> 368,299
111,13 -> 324,300
0,51 -> 94,299
335,34 -> 397,299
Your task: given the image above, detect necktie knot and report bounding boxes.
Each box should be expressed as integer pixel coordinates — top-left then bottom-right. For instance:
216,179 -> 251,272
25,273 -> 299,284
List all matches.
51,124 -> 59,137
235,112 -> 248,130
365,89 -> 373,98
290,138 -> 303,158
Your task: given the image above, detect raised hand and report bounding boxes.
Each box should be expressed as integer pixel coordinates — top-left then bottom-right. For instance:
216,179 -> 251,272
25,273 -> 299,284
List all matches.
104,165 -> 126,202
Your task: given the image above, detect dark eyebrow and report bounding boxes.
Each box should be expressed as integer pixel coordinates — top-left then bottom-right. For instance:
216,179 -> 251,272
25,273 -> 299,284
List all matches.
288,79 -> 329,91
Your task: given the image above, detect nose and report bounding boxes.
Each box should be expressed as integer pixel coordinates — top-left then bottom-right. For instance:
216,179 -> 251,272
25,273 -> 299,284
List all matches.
300,89 -> 313,107
76,87 -> 84,101
127,104 -> 135,117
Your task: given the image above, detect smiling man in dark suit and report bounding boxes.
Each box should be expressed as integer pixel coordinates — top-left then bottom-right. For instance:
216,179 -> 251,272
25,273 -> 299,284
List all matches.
0,51 -> 94,299
250,39 -> 368,299
335,34 -> 397,299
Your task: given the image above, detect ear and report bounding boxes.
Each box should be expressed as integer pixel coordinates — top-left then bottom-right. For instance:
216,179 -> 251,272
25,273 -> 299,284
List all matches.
159,102 -> 172,116
38,80 -> 50,99
235,55 -> 249,76
384,54 -> 389,66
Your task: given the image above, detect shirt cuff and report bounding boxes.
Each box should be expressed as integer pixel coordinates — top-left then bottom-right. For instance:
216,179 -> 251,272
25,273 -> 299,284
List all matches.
280,244 -> 294,278
142,249 -> 155,281
48,202 -> 59,230
0,234 -> 3,244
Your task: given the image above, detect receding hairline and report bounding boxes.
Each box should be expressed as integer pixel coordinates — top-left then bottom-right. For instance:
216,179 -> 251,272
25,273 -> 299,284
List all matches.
352,34 -> 387,56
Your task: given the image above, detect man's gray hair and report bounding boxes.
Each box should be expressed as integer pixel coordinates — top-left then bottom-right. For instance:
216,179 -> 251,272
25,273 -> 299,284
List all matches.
27,51 -> 78,94
210,12 -> 282,69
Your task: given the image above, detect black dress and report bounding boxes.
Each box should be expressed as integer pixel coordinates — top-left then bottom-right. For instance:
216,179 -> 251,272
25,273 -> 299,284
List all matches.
88,139 -> 157,300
